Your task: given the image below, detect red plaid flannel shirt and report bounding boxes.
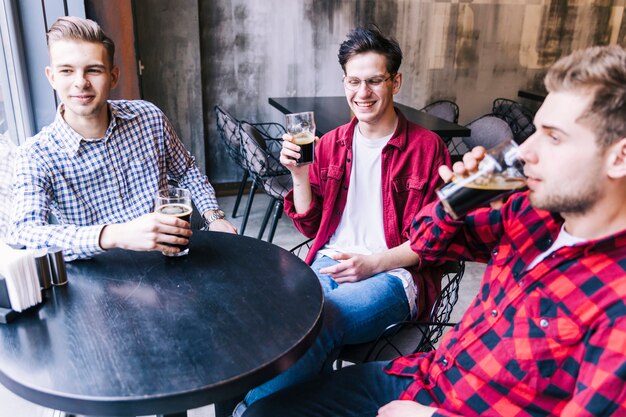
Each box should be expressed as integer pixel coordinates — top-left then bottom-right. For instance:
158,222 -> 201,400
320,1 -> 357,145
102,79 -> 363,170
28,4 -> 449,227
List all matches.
385,191 -> 626,416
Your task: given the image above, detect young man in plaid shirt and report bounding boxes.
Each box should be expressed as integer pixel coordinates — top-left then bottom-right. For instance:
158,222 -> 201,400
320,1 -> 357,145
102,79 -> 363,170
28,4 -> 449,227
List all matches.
243,45 -> 626,417
9,17 -> 236,260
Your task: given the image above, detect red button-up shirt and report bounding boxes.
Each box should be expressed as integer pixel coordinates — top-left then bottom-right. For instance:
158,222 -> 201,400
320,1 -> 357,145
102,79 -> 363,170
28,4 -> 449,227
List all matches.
385,192 -> 626,416
284,110 -> 450,318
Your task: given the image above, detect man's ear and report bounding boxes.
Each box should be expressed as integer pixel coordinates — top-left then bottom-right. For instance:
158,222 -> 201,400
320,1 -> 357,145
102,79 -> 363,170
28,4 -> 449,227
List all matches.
110,66 -> 120,89
606,137 -> 626,179
45,66 -> 56,90
392,72 -> 402,95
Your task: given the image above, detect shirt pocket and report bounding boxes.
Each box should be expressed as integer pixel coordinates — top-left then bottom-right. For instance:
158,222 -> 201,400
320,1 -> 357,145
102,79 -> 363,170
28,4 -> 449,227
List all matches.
456,286 -> 585,397
127,156 -> 159,211
392,176 -> 426,225
319,165 -> 344,202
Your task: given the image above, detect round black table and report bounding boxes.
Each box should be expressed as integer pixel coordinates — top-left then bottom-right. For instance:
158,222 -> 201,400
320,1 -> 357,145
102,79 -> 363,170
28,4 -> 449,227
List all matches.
0,232 -> 323,416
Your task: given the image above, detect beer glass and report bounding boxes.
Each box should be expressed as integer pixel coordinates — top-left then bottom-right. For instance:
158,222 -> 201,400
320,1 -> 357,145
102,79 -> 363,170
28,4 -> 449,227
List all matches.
286,112 -> 316,165
155,186 -> 192,257
437,139 -> 526,219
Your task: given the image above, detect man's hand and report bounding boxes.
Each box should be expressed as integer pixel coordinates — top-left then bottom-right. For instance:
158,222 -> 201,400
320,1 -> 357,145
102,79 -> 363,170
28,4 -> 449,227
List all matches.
439,146 -> 507,210
377,400 -> 438,417
280,133 -> 317,176
207,218 -> 237,234
318,252 -> 381,283
280,133 -> 317,214
99,212 -> 192,255
438,145 -> 487,182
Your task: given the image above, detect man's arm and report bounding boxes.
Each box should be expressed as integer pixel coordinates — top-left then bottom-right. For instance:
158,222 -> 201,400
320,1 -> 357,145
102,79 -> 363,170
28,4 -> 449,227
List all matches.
319,241 -> 420,283
160,112 -> 236,233
280,133 -> 314,213
377,401 -> 438,417
9,150 -> 106,260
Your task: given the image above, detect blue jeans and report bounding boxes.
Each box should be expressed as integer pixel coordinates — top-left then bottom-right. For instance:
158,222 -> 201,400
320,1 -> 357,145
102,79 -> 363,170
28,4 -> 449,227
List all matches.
244,361 -> 431,417
242,256 -> 410,406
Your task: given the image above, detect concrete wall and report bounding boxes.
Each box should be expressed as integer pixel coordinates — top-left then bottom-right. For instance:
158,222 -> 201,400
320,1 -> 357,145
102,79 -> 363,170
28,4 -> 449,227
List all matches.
200,0 -> 626,183
96,0 -> 625,184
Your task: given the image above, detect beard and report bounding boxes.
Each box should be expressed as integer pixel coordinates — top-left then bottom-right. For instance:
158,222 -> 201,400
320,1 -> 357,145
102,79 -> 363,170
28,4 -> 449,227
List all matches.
529,183 -> 601,215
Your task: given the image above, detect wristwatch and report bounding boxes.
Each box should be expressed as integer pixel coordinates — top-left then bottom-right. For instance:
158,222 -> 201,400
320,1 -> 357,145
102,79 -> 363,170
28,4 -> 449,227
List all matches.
204,209 -> 226,227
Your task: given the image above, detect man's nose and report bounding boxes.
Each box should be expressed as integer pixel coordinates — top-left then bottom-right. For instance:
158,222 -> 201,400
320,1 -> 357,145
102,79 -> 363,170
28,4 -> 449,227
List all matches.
518,132 -> 537,164
356,80 -> 372,94
74,73 -> 90,88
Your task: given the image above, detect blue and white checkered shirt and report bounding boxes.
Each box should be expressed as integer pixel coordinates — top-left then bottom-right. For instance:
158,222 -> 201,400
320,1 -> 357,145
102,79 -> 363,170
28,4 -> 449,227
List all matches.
9,100 -> 219,260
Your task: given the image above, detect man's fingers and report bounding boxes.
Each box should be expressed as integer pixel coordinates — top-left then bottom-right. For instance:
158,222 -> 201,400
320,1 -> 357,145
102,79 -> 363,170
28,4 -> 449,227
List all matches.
452,161 -> 468,176
331,252 -> 351,261
152,212 -> 191,230
438,165 -> 454,182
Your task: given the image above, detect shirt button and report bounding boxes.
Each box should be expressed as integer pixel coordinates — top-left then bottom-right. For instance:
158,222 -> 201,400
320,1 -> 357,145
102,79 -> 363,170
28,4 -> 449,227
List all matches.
442,358 -> 448,366
492,249 -> 498,256
343,185 -> 348,190
491,309 -> 498,317
540,319 -> 549,328
346,158 -> 351,163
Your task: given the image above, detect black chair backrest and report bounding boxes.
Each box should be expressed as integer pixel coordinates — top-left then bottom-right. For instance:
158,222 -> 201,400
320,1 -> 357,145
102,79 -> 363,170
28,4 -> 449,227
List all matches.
462,114 -> 513,150
492,98 -> 536,143
214,106 -> 245,169
421,100 -> 460,124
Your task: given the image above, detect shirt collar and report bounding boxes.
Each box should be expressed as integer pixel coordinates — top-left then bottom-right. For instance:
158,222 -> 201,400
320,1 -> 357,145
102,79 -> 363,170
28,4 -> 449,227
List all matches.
50,101 -> 141,155
340,107 -> 407,150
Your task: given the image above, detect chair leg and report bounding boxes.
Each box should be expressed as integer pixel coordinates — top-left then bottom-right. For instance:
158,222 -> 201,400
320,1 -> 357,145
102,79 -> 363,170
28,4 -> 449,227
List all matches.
267,200 -> 283,243
239,181 -> 257,236
258,197 -> 276,240
232,171 -> 249,218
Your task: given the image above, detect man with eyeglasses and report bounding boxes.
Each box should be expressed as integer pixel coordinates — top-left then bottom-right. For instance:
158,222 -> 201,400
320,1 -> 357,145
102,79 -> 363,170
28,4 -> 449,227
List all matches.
233,26 -> 450,416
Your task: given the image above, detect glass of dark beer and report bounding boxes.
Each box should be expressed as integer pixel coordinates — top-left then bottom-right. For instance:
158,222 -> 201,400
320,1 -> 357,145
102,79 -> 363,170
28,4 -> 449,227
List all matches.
286,111 -> 316,165
437,139 -> 526,219
155,186 -> 192,257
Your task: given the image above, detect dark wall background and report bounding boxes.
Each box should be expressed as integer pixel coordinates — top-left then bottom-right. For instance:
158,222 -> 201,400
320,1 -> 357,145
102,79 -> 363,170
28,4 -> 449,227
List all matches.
89,0 -> 626,185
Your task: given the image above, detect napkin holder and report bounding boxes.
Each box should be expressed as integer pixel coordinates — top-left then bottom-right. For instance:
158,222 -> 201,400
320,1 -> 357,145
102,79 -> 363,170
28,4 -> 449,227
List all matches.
0,274 -> 19,324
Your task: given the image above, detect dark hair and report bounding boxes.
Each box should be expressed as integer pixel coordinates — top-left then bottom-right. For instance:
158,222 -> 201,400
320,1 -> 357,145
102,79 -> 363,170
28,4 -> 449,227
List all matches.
337,26 -> 402,75
47,16 -> 115,67
545,45 -> 626,149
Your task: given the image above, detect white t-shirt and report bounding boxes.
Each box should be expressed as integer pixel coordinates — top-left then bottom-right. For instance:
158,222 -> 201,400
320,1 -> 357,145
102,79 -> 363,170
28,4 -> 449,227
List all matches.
318,124 -> 418,316
526,225 -> 586,270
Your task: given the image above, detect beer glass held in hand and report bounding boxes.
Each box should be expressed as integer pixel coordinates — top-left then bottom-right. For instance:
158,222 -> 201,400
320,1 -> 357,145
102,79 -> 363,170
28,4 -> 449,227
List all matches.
437,139 -> 526,219
155,186 -> 192,257
286,111 -> 316,165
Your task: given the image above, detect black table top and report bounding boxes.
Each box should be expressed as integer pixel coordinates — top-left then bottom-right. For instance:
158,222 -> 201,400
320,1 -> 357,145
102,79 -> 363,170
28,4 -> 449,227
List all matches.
269,96 -> 470,138
0,232 -> 323,416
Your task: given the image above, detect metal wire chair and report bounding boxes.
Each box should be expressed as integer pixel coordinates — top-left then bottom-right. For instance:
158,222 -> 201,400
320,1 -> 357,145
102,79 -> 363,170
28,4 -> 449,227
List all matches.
214,106 -> 248,218
420,100 -> 462,156
287,240 -> 466,365
492,98 -> 536,144
238,121 -> 292,242
335,260 -> 465,366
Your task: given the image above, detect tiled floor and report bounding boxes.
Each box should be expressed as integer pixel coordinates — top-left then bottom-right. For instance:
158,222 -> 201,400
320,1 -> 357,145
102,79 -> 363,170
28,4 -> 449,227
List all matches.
0,192 -> 485,417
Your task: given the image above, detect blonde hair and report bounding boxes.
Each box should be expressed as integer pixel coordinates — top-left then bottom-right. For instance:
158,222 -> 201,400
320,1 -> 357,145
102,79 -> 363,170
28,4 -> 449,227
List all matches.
46,16 -> 115,66
545,45 -> 626,149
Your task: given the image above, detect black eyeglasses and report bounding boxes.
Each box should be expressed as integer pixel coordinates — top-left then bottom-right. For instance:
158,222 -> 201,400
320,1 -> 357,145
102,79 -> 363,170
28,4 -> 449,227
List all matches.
343,74 -> 395,91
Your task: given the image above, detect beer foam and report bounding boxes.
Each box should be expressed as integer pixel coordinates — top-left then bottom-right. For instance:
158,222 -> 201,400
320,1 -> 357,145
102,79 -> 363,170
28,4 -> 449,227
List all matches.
156,203 -> 193,216
455,176 -> 526,191
293,132 -> 315,145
